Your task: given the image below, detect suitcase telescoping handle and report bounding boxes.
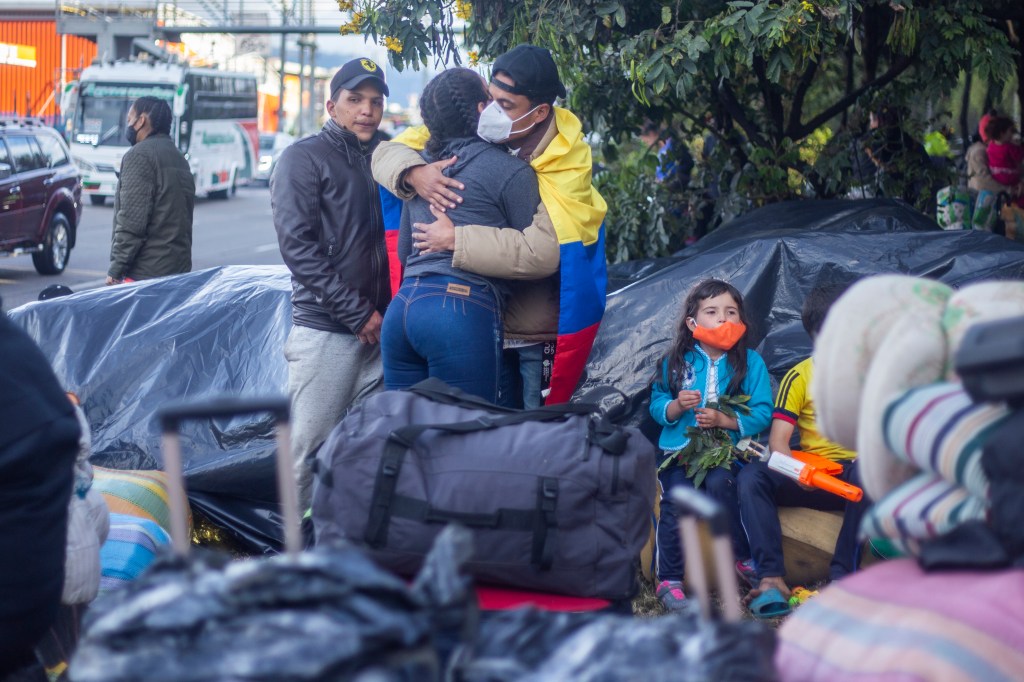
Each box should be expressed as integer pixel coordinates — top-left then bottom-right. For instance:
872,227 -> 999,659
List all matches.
670,486 -> 742,623
157,397 -> 299,558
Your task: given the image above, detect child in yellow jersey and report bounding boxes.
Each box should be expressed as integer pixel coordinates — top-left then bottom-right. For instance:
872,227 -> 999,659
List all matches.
737,284 -> 870,618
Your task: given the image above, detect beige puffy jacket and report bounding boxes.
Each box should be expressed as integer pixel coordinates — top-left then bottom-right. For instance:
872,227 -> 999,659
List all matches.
372,119 -> 561,341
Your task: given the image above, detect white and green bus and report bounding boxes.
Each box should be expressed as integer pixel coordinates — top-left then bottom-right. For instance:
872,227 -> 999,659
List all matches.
65,61 -> 258,205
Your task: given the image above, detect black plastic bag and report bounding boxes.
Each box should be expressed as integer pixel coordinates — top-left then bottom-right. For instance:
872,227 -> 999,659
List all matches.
70,547 -> 436,681
450,606 -> 776,682
70,526 -> 477,682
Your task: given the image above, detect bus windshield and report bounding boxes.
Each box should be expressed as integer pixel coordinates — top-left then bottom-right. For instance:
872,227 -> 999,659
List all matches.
74,82 -> 175,147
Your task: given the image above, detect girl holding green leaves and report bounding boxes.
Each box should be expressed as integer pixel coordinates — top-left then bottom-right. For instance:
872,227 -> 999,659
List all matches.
649,279 -> 772,611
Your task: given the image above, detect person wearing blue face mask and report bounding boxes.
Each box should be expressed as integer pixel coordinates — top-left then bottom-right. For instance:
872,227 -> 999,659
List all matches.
373,45 -> 607,409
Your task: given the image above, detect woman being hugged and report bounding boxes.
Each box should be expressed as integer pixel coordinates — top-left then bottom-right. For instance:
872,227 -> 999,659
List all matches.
381,68 -> 540,401
649,279 -> 773,611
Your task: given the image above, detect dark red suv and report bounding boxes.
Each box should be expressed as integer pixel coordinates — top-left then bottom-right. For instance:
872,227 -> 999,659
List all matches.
0,120 -> 82,274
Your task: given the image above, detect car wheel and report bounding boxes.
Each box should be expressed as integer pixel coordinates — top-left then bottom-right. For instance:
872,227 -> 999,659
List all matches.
33,213 -> 71,275
89,195 -> 106,206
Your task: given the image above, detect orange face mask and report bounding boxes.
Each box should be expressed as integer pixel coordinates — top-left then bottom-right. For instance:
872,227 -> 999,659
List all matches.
691,320 -> 747,351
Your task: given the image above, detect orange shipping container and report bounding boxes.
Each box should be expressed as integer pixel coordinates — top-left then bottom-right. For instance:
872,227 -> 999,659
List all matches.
0,20 -> 97,120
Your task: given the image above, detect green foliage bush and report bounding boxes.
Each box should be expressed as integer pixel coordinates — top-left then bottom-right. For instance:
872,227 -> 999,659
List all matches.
348,0 -> 1020,259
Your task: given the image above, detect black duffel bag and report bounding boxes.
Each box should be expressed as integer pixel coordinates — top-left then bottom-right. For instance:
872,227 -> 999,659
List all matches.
311,379 -> 657,601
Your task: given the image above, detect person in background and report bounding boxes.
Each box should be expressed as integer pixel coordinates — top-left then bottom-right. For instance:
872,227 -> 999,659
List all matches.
0,306 -> 79,677
864,103 -> 929,204
639,120 -> 693,190
107,97 -> 195,285
271,58 -> 392,511
985,115 -> 1024,207
964,109 -> 1011,194
648,279 -> 773,612
738,284 -> 870,616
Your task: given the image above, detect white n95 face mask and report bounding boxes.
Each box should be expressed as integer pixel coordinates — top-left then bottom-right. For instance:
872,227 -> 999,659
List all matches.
476,101 -> 541,144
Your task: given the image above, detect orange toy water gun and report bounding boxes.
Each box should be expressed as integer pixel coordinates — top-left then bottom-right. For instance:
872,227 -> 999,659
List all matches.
736,440 -> 863,503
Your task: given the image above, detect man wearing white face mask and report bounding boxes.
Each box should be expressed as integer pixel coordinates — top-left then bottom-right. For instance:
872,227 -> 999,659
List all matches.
372,45 -> 607,409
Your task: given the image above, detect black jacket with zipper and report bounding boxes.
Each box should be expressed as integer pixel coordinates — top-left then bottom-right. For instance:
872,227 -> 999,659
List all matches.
270,120 -> 390,334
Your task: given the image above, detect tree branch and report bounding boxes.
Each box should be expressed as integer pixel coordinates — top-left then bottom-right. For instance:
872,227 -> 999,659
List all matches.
752,56 -> 785,140
786,59 -> 819,138
676,106 -> 750,167
793,55 -> 913,139
716,80 -> 767,147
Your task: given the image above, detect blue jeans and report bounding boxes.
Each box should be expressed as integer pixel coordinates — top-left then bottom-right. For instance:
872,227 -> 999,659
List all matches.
656,462 -> 750,583
498,343 -> 545,409
381,274 -> 502,403
738,459 -> 868,581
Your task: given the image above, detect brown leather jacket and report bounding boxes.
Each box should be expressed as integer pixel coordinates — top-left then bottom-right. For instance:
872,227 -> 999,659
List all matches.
272,120 -> 390,334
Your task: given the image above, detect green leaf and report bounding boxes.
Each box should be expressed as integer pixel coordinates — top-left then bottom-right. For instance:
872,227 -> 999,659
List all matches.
744,11 -> 759,36
662,5 -> 671,25
692,467 -> 708,489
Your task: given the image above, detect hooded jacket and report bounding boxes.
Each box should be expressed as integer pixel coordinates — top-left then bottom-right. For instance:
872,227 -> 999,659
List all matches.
271,119 -> 391,334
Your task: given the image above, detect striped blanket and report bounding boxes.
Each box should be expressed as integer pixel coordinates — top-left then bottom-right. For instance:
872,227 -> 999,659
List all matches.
99,513 -> 171,594
777,559 -> 1024,681
859,383 -> 1009,554
91,466 -> 189,533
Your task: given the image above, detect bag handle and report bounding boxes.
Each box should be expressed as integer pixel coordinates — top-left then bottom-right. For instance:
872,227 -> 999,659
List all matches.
407,377 -> 518,413
386,403 -> 599,450
157,397 -> 300,558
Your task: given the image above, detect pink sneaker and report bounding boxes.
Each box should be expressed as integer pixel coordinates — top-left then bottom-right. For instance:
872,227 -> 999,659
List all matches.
656,580 -> 687,611
735,559 -> 758,588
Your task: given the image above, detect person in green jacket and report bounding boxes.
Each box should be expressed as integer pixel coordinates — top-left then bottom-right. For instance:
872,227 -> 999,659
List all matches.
106,96 -> 195,284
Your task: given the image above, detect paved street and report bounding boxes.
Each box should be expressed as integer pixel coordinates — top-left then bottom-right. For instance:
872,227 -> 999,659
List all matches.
0,185 -> 284,311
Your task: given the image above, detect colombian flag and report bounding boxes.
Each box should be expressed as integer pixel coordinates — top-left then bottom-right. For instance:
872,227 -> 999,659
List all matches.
379,109 -> 607,404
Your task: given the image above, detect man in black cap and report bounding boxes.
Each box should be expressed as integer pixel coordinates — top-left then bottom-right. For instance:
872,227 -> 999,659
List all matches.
271,57 -> 392,511
372,44 -> 607,409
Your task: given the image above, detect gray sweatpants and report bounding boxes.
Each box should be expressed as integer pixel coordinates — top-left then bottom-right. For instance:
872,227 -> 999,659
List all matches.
284,324 -> 383,510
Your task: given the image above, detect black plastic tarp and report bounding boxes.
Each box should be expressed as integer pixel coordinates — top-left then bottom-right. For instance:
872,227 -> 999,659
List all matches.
586,199 -> 1024,439
8,265 -> 294,553
9,200 -> 1024,555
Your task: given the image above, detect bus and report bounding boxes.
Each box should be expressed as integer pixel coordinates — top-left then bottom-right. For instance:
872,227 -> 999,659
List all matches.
65,61 -> 258,205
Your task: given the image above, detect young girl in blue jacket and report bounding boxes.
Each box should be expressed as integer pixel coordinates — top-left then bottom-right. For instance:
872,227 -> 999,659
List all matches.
649,279 -> 772,611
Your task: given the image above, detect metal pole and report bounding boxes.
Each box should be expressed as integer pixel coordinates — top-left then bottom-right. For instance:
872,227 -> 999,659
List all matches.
277,1 -> 287,133
297,40 -> 306,136
306,0 -> 315,132
307,36 -> 317,131
278,33 -> 287,132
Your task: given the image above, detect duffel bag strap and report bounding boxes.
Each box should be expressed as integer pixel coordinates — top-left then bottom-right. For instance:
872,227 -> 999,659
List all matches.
407,378 -> 601,422
588,416 -> 630,456
533,477 -> 559,570
385,477 -> 558,569
364,441 -> 407,548
408,377 -> 517,413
